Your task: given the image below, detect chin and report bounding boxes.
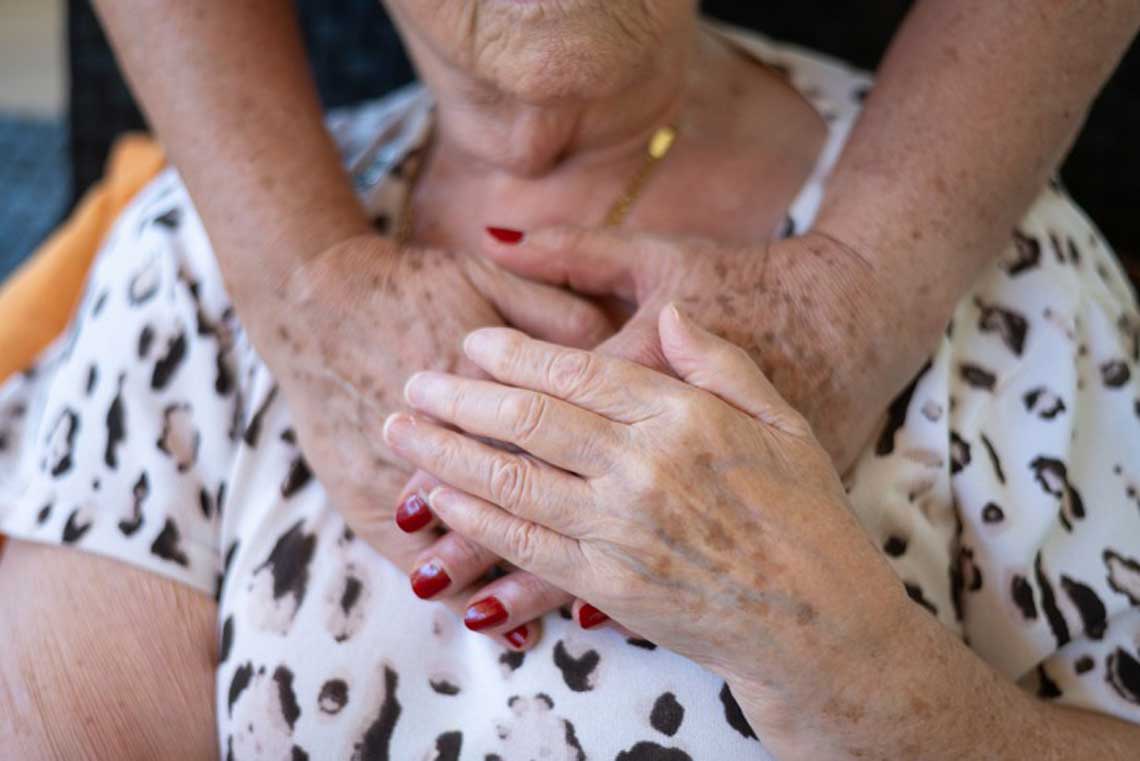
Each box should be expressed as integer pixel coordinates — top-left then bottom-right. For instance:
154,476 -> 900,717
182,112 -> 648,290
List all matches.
390,0 -> 696,102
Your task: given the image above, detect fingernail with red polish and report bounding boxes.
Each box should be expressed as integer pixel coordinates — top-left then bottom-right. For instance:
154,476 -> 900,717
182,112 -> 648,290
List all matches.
486,226 -> 525,244
395,493 -> 432,533
410,562 -> 450,599
465,596 -> 509,630
504,624 -> 529,648
578,604 -> 608,630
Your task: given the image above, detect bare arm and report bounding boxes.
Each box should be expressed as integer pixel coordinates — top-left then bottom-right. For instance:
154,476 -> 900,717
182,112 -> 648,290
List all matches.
91,0 -> 374,334
818,0 -> 1140,347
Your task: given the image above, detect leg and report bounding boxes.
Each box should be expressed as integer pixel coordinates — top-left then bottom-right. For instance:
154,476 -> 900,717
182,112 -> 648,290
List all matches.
0,540 -> 218,760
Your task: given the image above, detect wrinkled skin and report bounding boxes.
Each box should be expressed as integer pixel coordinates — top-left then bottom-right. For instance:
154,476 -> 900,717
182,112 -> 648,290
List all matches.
400,227 -> 923,645
256,234 -> 613,583
383,307 -> 914,749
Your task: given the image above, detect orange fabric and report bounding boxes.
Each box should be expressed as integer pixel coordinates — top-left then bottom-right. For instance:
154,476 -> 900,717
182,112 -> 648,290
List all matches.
0,135 -> 163,553
0,134 -> 165,384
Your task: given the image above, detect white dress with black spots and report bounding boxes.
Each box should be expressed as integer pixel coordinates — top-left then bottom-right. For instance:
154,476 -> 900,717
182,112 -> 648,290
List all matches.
2,26 -> 1139,760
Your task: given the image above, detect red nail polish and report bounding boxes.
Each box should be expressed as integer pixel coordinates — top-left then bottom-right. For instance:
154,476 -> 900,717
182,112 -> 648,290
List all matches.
410,562 -> 451,599
486,226 -> 525,244
395,493 -> 433,532
504,625 -> 529,648
578,604 -> 608,630
464,596 -> 509,630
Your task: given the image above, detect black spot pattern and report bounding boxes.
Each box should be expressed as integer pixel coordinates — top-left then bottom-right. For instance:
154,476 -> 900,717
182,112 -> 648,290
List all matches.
150,517 -> 190,566
319,679 -> 349,715
1061,576 -> 1107,639
905,582 -> 938,615
84,365 -> 98,395
876,361 -> 930,456
35,502 -> 52,525
949,431 -> 971,475
228,662 -> 254,716
883,535 -> 908,557
138,324 -> 154,358
1022,387 -> 1066,419
151,331 -> 188,390
979,434 -> 1006,484
1035,553 -> 1071,649
626,638 -> 657,650
273,666 -> 301,730
1106,648 -> 1140,705
1104,549 -> 1140,606
243,385 -> 279,447
1075,656 -> 1095,674
552,641 -> 600,692
499,650 -> 525,672
281,455 -> 313,498
976,299 -> 1028,356
62,508 -> 92,544
430,679 -> 461,696
103,382 -> 126,469
1101,360 -> 1131,388
959,363 -> 997,391
432,731 -> 462,761
1035,664 -> 1062,699
1030,457 -> 1086,531
1005,231 -> 1042,276
616,743 -> 693,761
353,666 -> 401,761
650,692 -> 684,736
982,502 -> 1005,523
718,683 -> 757,740
1011,575 -> 1038,620
255,520 -> 317,611
219,616 -> 234,664
118,472 -> 148,536
45,408 -> 79,477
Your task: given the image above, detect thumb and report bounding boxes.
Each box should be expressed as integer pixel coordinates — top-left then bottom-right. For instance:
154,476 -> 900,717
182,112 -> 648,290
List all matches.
481,225 -> 645,301
658,304 -> 807,435
596,310 -> 669,372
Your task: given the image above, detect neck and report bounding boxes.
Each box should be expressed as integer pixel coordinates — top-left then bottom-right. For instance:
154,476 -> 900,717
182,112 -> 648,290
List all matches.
402,28 -> 698,179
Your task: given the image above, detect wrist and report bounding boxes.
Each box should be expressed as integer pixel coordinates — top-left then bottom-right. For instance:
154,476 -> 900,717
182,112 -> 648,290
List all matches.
239,232 -> 402,361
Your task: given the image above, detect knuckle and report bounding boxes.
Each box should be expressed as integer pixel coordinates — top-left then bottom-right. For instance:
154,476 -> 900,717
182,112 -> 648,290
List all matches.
503,393 -> 548,444
564,304 -> 608,344
489,456 -> 529,509
504,520 -> 542,567
546,349 -> 597,398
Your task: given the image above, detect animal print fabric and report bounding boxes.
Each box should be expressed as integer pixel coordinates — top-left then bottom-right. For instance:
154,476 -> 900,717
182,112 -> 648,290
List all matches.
2,26 -> 1139,760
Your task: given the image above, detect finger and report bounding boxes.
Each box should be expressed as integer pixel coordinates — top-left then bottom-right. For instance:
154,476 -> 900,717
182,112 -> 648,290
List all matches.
463,571 -> 574,648
465,256 -> 614,349
427,485 -> 584,584
404,371 -> 623,476
394,469 -> 441,533
462,327 -> 682,423
481,225 -> 643,300
658,303 -> 809,436
595,310 -> 670,372
408,530 -> 503,600
570,598 -> 610,630
383,414 -> 589,535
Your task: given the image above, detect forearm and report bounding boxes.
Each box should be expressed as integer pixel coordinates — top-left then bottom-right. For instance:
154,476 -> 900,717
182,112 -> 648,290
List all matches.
732,602 -> 1140,761
92,0 -> 374,317
817,0 -> 1140,343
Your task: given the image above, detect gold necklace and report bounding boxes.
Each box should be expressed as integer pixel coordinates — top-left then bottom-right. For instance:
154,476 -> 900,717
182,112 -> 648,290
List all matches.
394,124 -> 678,245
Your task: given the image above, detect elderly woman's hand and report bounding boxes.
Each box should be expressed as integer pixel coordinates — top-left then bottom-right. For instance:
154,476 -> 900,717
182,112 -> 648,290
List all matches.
481,225 -> 942,472
383,304 -> 918,744
256,233 -> 612,578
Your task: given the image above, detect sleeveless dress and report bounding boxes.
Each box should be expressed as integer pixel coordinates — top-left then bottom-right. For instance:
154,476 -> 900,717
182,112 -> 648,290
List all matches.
2,25 -> 1139,760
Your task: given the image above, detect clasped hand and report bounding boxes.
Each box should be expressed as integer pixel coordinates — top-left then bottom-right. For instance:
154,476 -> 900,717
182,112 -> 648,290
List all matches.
384,305 -> 910,714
